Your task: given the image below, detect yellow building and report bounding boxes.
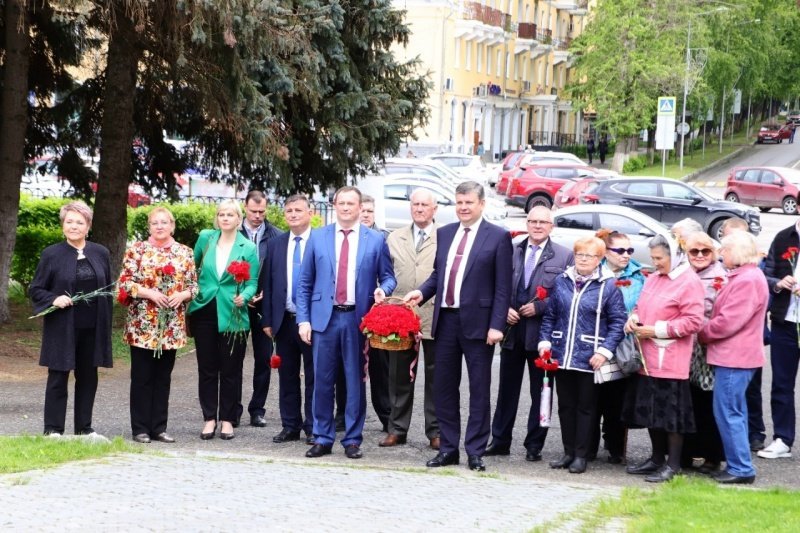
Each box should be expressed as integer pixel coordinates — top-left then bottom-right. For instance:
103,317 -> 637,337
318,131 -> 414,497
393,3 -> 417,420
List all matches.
393,0 -> 591,159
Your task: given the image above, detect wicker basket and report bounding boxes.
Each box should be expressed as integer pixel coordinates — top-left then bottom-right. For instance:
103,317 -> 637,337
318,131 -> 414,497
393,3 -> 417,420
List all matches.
365,297 -> 418,351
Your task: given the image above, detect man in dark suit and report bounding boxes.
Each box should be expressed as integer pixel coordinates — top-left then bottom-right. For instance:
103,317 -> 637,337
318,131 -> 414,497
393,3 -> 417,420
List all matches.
239,190 -> 282,427
405,181 -> 513,471
297,186 -> 396,459
484,206 -> 573,461
261,194 -> 315,444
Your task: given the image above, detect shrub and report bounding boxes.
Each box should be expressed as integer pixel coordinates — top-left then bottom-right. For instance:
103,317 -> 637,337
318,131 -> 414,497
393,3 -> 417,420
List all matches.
18,195 -> 71,228
128,202 -> 217,247
12,225 -> 65,289
622,155 -> 648,173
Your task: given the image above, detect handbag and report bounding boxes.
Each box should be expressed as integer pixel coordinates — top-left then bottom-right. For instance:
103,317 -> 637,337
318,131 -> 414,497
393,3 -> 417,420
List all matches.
592,281 -> 626,384
689,342 -> 715,391
616,333 -> 643,376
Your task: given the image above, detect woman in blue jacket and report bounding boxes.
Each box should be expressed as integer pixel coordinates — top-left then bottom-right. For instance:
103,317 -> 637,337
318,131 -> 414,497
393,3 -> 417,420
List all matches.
538,236 -> 627,473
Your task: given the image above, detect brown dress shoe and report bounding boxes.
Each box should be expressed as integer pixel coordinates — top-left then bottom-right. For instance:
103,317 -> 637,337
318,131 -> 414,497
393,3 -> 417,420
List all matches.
379,434 -> 407,447
429,437 -> 441,450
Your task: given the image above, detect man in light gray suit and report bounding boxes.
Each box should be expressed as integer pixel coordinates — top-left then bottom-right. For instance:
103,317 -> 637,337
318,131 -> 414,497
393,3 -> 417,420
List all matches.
381,188 -> 440,450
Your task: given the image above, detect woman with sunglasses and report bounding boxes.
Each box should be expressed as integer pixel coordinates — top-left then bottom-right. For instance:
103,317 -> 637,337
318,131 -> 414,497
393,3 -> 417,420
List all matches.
623,234 -> 704,483
679,232 -> 727,475
590,229 -> 647,464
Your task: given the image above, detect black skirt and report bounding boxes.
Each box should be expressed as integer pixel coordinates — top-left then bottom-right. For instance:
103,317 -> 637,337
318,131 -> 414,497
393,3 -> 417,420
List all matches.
622,374 -> 696,434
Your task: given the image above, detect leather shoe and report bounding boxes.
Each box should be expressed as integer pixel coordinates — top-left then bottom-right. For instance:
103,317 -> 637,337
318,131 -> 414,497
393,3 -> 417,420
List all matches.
379,434 -> 407,447
345,444 -> 363,459
250,415 -> 267,428
645,465 -> 679,483
626,458 -> 663,475
426,451 -> 460,467
468,455 -> 486,471
305,434 -> 316,445
429,437 -> 440,450
568,457 -> 587,474
483,442 -> 511,456
151,432 -> 175,443
200,423 -> 216,440
549,455 -> 574,469
526,450 -> 542,462
273,429 -> 301,443
608,454 -> 623,465
133,433 -> 151,444
715,472 -> 755,485
306,443 -> 333,458
219,431 -> 235,440
698,461 -> 721,475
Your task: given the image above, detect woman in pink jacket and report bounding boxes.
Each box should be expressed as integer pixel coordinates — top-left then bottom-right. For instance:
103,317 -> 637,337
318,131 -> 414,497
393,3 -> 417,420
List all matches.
699,231 -> 768,485
623,234 -> 704,482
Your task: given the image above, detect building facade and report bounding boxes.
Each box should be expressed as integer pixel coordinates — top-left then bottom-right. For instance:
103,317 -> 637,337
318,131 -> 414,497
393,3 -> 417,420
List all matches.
392,0 -> 591,159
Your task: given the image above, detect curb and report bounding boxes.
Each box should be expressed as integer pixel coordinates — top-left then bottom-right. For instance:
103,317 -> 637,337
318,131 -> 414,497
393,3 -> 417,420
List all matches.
680,142 -> 755,183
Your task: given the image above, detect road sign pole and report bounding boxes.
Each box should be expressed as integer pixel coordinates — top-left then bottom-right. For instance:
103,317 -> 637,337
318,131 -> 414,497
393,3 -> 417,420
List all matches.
662,150 -> 666,176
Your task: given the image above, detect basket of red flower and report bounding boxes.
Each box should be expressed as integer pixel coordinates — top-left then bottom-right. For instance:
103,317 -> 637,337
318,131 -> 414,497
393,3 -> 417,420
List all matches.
360,297 -> 421,351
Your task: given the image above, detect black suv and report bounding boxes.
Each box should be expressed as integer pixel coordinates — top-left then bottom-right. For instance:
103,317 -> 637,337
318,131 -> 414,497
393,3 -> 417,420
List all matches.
581,177 -> 761,239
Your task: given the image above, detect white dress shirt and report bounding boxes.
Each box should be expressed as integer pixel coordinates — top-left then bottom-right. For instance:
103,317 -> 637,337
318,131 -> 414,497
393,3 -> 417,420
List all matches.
442,218 -> 483,308
335,223 -> 359,305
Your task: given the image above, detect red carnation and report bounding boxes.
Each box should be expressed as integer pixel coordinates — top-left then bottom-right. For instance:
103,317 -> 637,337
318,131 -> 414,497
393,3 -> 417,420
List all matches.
614,279 -> 631,287
117,288 -> 131,306
535,286 -> 548,301
162,263 -> 176,276
783,252 -> 792,260
789,247 -> 800,255
227,260 -> 251,284
270,354 -> 282,369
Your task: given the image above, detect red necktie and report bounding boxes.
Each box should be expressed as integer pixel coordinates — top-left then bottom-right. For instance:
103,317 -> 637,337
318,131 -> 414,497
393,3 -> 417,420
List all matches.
335,229 -> 352,304
445,227 -> 470,307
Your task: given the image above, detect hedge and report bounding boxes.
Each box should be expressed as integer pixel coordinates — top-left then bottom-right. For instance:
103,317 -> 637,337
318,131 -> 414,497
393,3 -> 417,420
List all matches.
11,225 -> 65,289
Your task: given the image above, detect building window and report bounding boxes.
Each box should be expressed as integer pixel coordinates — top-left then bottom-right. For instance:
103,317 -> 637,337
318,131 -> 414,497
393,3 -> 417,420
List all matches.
465,42 -> 472,71
505,52 -> 510,79
496,50 -> 502,77
454,39 -> 460,68
487,46 -> 492,75
513,55 -> 519,81
477,44 -> 483,72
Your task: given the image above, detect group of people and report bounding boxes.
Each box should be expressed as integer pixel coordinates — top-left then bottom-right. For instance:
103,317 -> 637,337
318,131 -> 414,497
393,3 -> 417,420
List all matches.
586,135 -> 609,165
29,182 -> 799,483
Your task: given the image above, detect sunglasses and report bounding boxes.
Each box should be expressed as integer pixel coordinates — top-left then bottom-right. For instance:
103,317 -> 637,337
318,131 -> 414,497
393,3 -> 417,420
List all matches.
608,247 -> 634,255
688,248 -> 713,257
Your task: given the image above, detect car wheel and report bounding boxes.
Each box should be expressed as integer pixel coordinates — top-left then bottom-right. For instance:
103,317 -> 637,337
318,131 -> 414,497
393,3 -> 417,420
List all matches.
782,196 -> 798,215
525,194 -> 552,212
725,193 -> 739,203
759,207 -> 771,213
710,220 -> 727,241
756,139 -> 762,144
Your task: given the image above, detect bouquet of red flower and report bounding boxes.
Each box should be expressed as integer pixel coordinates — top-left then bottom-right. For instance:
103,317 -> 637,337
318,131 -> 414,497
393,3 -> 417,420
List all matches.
152,263 -> 178,359
225,260 -> 252,347
534,349 -> 559,427
360,298 -> 421,351
782,247 -> 800,346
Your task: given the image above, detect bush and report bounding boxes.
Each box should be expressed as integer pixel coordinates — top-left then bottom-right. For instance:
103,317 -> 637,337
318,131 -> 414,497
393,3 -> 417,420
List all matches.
12,225 -> 65,289
128,202 -> 217,248
18,195 -> 71,228
622,155 -> 648,173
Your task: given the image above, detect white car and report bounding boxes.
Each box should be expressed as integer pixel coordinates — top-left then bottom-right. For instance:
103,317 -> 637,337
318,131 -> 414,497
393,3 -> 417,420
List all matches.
519,151 -> 584,166
355,175 -> 507,230
424,153 -> 494,185
382,157 -> 485,186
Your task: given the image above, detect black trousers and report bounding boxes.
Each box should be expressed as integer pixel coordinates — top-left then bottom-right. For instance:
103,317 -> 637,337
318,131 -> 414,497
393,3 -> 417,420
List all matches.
386,339 -> 439,439
746,367 -> 766,442
275,317 -> 314,435
129,346 -> 176,436
190,299 -> 246,422
368,347 -> 391,430
681,385 -> 724,464
590,377 -> 628,458
44,328 -> 98,434
237,305 -> 273,421
556,369 -> 599,459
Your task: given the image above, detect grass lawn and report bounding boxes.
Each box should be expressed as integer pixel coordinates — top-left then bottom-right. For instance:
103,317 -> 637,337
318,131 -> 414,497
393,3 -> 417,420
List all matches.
0,435 -> 137,474
578,476 -> 800,532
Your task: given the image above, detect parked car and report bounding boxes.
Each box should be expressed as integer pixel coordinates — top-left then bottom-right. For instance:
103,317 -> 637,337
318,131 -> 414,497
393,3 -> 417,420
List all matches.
493,150 -> 582,189
787,110 -> 800,125
554,175 -> 613,209
425,153 -> 495,185
505,163 -> 606,211
499,163 -> 614,198
580,176 -> 761,239
724,166 -> 800,215
757,123 -> 792,144
355,175 -> 507,230
507,204 -> 672,269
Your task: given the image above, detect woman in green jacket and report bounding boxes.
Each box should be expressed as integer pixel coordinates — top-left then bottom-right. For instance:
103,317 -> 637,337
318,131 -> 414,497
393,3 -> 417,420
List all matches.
188,199 -> 259,440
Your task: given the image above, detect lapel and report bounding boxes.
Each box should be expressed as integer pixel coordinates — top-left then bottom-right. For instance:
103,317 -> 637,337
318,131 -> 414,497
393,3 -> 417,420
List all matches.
463,219 -> 489,279
204,230 -> 221,279
277,232 -> 290,284
355,224 -> 370,281
325,224 -> 337,276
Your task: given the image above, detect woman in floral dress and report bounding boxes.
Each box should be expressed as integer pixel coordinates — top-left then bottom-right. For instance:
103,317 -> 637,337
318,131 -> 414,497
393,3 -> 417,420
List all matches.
118,207 -> 197,443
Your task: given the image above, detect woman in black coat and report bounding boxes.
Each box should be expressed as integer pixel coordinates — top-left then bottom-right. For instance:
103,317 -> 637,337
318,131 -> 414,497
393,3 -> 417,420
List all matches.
29,201 -> 113,436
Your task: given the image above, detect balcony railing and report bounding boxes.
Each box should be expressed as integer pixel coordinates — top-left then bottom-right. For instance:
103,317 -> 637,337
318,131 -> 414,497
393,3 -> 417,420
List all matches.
464,1 -> 511,31
553,36 -> 571,50
517,22 -> 537,40
527,131 -> 577,148
537,28 -> 553,43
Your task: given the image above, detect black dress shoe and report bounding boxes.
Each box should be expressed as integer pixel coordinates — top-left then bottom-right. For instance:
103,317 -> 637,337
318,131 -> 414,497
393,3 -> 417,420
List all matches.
426,451 -> 460,467
607,454 -> 623,465
133,433 -> 151,444
468,455 -> 486,471
698,461 -> 721,475
568,457 -> 587,474
151,432 -> 175,443
645,465 -> 679,483
549,455 -> 574,469
200,423 -> 217,440
219,431 -> 235,440
250,415 -> 267,428
273,429 -> 301,443
626,458 -> 663,475
715,472 -> 755,485
525,450 -> 542,462
484,442 -> 511,456
345,444 -> 363,459
306,443 -> 333,458
305,434 -> 316,445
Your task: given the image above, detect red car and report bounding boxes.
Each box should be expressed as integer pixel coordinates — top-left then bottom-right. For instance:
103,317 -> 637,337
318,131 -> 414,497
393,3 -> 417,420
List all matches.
505,164 -> 602,211
554,176 -> 611,208
757,123 -> 792,144
724,166 -> 800,215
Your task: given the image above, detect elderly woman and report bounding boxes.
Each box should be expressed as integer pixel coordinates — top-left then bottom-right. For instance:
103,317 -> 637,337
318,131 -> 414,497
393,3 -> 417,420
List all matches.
591,229 -> 647,464
538,236 -> 627,474
624,235 -> 704,482
699,231 -> 768,484
29,201 -> 113,436
188,199 -> 258,440
118,207 -> 198,443
680,231 -> 726,473
671,218 -> 704,250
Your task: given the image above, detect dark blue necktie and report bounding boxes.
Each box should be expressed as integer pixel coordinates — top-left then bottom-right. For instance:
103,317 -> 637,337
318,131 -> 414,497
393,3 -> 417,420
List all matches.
291,236 -> 302,304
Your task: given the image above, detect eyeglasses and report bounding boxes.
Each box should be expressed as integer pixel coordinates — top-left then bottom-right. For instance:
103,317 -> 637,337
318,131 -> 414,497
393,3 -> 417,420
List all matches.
688,248 -> 713,257
575,253 -> 599,260
608,247 -> 634,255
526,219 -> 553,226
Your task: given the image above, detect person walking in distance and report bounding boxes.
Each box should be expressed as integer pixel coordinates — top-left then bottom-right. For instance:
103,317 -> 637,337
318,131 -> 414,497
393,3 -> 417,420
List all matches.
586,136 -> 595,165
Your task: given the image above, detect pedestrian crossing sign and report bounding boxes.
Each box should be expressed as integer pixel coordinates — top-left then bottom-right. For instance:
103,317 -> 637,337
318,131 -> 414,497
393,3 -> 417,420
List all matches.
658,97 -> 676,117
